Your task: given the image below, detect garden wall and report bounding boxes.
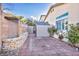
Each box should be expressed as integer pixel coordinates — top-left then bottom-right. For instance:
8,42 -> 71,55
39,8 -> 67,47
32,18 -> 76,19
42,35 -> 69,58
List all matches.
2,32 -> 28,51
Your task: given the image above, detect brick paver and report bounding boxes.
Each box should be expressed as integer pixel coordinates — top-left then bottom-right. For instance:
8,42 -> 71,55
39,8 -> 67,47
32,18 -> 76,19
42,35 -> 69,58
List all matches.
18,34 -> 79,56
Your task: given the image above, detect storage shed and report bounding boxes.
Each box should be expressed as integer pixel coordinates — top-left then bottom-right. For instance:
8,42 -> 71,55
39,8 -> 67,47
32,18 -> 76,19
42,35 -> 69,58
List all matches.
36,22 -> 50,37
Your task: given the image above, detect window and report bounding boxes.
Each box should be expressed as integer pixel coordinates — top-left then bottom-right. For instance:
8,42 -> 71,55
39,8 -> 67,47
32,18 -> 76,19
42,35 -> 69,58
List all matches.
56,12 -> 68,19
56,12 -> 68,31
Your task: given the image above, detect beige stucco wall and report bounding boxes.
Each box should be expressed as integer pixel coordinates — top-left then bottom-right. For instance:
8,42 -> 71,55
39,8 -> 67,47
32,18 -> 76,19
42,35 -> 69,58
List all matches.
68,3 -> 79,25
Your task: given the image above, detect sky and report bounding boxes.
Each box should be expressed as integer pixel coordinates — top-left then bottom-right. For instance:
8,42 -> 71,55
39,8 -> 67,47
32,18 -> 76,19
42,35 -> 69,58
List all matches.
3,3 -> 51,21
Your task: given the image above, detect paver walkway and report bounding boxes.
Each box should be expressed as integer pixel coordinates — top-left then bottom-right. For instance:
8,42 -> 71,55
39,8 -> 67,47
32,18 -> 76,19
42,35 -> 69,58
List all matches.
18,33 -> 79,56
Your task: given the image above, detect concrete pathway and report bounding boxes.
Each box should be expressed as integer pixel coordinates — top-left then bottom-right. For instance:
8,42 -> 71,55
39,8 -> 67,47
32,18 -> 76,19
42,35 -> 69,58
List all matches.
18,33 -> 79,56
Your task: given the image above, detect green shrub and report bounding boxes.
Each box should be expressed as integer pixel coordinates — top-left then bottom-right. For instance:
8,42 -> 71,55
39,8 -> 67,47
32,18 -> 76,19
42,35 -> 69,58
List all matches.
48,27 -> 57,37
67,24 -> 79,44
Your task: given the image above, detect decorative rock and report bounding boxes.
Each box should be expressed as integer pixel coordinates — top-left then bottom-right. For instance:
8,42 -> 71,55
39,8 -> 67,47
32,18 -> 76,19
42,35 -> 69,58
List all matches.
1,32 -> 28,52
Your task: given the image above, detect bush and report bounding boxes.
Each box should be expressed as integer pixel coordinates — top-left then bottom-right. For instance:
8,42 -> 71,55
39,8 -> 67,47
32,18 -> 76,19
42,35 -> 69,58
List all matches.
48,27 -> 57,37
67,24 -> 79,44
26,21 -> 35,26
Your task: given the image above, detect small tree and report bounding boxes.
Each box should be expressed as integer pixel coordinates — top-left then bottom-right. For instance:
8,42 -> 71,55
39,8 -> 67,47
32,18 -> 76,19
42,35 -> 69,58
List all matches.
26,20 -> 35,26
16,16 -> 24,19
20,18 -> 28,24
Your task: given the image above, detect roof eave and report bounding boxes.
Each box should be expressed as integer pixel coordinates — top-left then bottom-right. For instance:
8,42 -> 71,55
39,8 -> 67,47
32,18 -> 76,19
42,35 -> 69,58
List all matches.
44,3 -> 65,21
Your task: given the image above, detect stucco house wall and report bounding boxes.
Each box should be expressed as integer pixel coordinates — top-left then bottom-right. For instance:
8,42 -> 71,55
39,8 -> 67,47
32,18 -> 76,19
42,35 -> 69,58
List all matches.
68,3 -> 79,25
45,3 -> 79,31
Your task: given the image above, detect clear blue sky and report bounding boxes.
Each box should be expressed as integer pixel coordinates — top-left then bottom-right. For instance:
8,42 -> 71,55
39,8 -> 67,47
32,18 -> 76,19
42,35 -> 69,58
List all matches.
3,3 -> 51,20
